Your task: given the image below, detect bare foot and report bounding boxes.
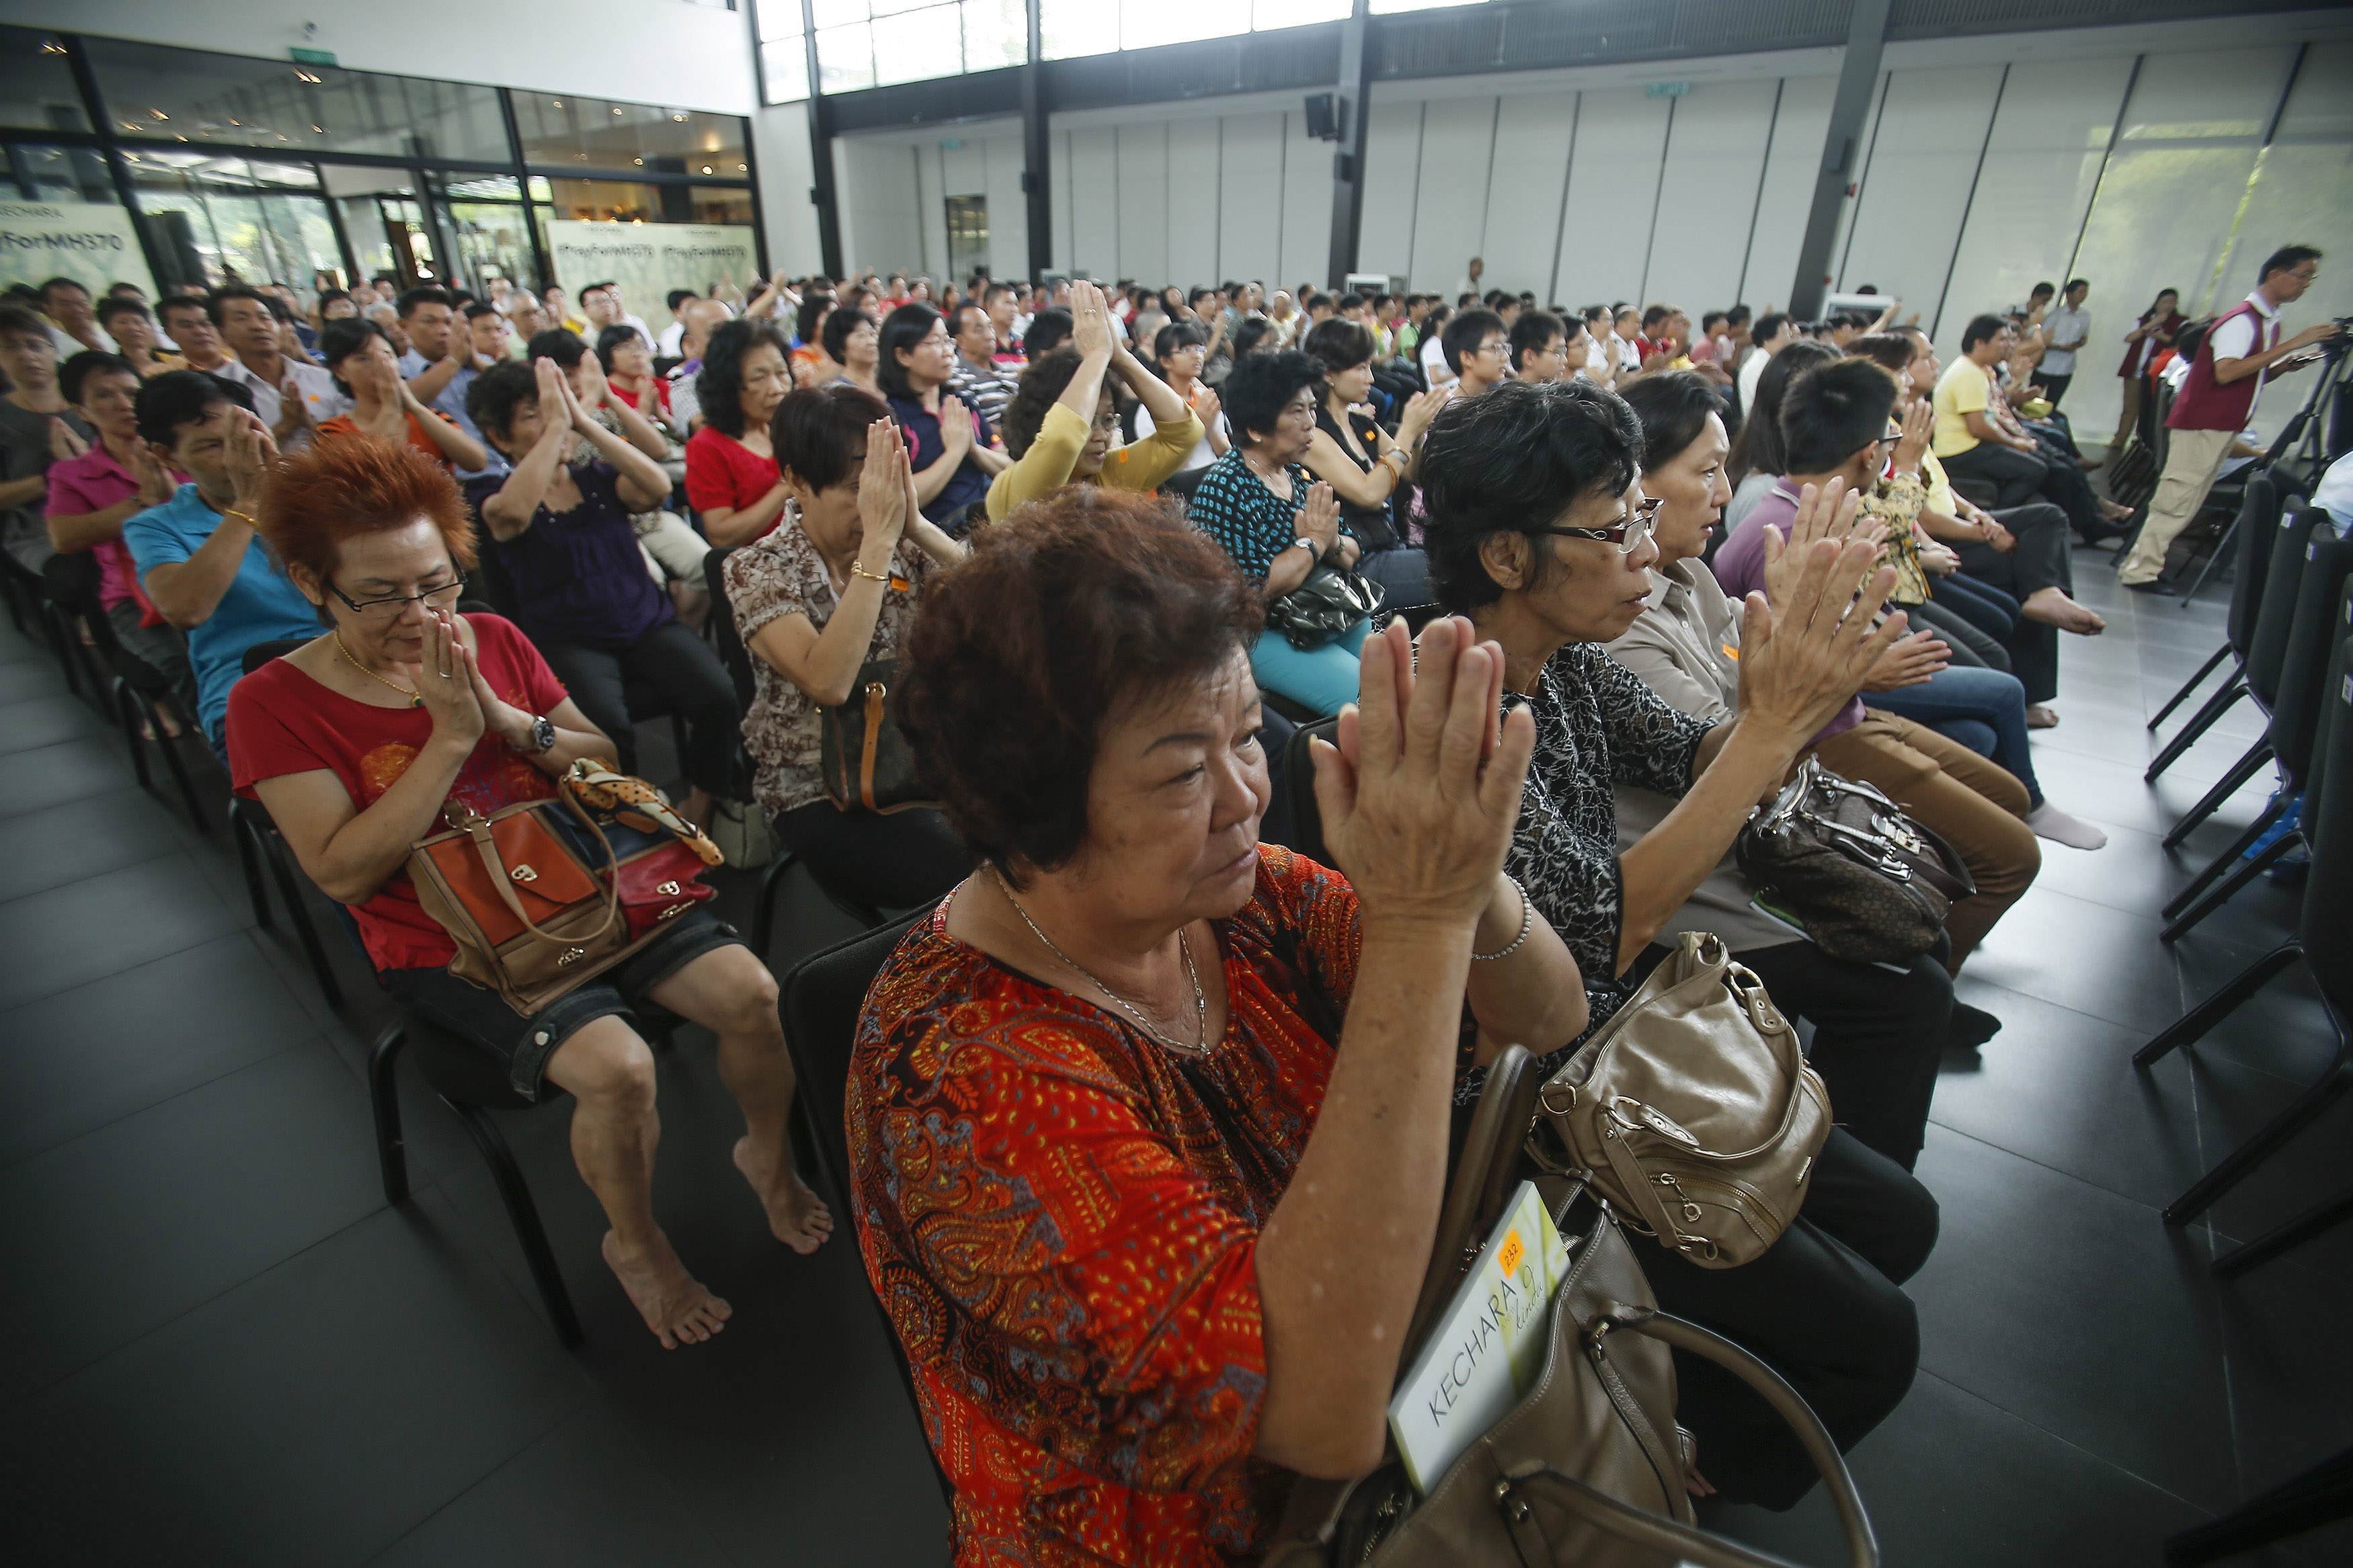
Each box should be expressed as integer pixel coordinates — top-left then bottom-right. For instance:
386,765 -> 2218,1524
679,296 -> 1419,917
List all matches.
600,1230 -> 733,1349
734,1136 -> 835,1254
2021,587 -> 2106,634
2028,705 -> 2060,729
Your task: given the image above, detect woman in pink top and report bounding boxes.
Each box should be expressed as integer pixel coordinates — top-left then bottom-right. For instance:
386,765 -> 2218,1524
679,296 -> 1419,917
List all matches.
44,351 -> 197,728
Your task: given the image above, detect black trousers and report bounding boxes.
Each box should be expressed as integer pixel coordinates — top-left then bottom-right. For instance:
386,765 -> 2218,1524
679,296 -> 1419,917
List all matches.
1940,441 -> 2046,511
776,799 -> 970,911
1642,1126 -> 1937,1510
2038,371 -> 2073,409
1730,940 -> 1952,1171
539,618 -> 740,797
1950,501 -> 2074,704
1907,595 -> 2007,671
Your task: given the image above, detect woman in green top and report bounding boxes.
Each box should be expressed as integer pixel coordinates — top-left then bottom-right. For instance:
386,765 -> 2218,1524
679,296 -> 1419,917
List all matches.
983,280 -> 1202,524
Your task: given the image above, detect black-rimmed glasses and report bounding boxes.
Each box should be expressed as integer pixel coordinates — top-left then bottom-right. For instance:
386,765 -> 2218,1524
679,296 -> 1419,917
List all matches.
1531,495 -> 1663,554
327,579 -> 464,620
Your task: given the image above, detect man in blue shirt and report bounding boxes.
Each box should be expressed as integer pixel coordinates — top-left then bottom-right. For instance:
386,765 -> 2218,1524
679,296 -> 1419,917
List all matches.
121,372 -> 321,755
395,285 -> 501,477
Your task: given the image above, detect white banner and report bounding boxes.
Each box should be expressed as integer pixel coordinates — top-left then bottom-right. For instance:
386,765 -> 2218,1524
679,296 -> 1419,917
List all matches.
545,220 -> 757,323
0,200 -> 155,302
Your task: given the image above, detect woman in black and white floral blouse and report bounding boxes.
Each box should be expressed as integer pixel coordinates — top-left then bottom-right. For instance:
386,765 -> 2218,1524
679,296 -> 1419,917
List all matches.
1418,378 -> 1941,1514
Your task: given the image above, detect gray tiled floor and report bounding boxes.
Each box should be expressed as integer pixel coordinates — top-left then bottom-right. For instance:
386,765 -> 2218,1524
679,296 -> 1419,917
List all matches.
0,548 -> 2345,1566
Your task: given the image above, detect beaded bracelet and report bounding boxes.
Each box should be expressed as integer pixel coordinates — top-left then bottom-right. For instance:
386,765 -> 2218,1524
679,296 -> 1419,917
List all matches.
1472,876 -> 1533,962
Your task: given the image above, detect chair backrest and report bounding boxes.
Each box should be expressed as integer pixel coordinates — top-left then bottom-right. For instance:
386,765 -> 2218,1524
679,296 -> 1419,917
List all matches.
2268,541 -> 2353,783
1277,716 -> 1339,865
467,536 -> 523,619
1160,464 -> 1211,503
779,910 -> 926,1208
2226,468 -> 2282,657
2301,638 -> 2353,1010
2247,507 -> 2327,710
2300,595 -> 2353,832
701,544 -> 756,710
241,637 -> 310,677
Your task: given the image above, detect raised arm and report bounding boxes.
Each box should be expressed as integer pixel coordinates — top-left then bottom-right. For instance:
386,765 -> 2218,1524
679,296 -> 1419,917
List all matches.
398,384 -> 489,472
477,360 -> 576,541
553,366 -> 671,512
141,413 -> 276,628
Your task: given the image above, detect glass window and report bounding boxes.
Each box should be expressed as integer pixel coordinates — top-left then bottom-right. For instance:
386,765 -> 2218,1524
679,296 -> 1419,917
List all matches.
0,26 -> 89,134
1254,0 -> 1352,28
872,9 -> 967,87
964,0 -> 1029,73
762,37 -> 812,105
1118,0 -> 1250,52
1043,0 -> 1345,57
125,152 -> 340,292
815,0 -> 1025,88
817,24 -> 880,93
0,145 -> 150,304
3,142 -> 117,205
85,38 -> 511,163
512,93 -> 748,175
1040,1 -> 1118,60
1368,0 -> 1488,13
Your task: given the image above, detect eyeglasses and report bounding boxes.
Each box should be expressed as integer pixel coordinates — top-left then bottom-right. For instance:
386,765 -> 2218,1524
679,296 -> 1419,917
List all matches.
328,579 -> 463,620
1532,495 -> 1663,554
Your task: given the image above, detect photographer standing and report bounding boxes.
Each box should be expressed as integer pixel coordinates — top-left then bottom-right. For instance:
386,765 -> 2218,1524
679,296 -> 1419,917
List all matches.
2118,245 -> 2341,589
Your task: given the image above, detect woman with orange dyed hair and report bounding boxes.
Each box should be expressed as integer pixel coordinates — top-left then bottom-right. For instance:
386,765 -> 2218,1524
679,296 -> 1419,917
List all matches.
226,434 -> 834,1350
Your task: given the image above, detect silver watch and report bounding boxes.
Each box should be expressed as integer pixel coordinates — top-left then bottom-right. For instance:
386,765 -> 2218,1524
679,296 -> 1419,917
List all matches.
1293,536 -> 1320,560
526,714 -> 556,754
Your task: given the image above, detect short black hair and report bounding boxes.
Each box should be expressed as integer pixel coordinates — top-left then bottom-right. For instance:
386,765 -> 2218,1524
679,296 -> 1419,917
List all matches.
1727,339 -> 1837,481
527,327 -> 584,369
2257,244 -> 2321,284
696,317 -> 791,438
1641,304 -> 1673,332
134,368 -> 252,448
157,295 -> 211,331
1618,370 -> 1722,471
40,276 -> 89,304
1509,309 -> 1566,372
819,304 -> 870,365
876,301 -> 941,399
1022,307 -> 1074,358
395,286 -> 454,319
667,288 -> 697,313
795,291 -> 835,345
2065,278 -> 2089,294
317,317 -> 394,394
947,301 -> 988,338
1752,311 -> 1792,346
1846,331 -> 1915,378
1726,304 -> 1752,328
1232,317 -> 1275,360
594,323 -> 645,371
1960,313 -> 2007,354
95,296 -> 151,330
1441,307 -> 1507,374
1150,319 -> 1209,375
1420,380 -> 1642,612
2028,280 -> 2055,298
463,301 -> 500,323
1300,317 -> 1373,376
1000,349 -> 1088,459
1223,349 -> 1322,446
465,359 -> 541,446
205,284 -> 271,325
61,350 -> 136,406
770,382 -> 892,492
1780,358 -> 1899,475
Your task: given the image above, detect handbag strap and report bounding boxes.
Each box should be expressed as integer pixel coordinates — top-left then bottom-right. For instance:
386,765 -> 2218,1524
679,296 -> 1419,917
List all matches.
860,679 -> 885,811
1491,1308 -> 1878,1568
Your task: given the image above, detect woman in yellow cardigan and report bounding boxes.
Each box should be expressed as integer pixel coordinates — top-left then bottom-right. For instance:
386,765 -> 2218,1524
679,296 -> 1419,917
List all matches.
984,280 -> 1203,523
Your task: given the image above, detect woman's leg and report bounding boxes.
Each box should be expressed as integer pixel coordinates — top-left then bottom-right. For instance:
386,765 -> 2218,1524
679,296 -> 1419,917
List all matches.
1908,596 -> 2004,671
1638,1128 -> 1934,1509
621,619 -> 744,813
1250,622 -> 1370,717
1735,942 -> 1952,1170
536,642 -> 637,772
776,800 -> 971,911
2116,375 -> 2144,450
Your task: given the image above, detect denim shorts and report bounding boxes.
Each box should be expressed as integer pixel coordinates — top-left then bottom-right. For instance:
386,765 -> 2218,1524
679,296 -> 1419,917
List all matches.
383,908 -> 743,1101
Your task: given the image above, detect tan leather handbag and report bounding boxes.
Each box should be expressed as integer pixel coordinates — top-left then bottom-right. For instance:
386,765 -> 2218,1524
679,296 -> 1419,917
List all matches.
1529,932 -> 1831,1269
1267,1045 -> 1878,1568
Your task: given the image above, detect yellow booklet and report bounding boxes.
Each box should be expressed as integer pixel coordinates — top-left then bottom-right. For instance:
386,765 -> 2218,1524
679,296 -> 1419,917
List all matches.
1386,1180 -> 1573,1496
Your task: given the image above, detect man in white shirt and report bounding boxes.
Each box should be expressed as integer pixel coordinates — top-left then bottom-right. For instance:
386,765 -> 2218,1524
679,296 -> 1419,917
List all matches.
2037,279 -> 2092,409
1739,312 -> 1797,417
1454,256 -> 1485,302
656,289 -> 697,358
580,281 -> 653,347
207,284 -> 345,450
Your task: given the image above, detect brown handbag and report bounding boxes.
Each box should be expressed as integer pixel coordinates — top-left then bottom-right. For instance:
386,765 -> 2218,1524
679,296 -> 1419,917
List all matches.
1735,758 -> 1975,965
1266,1045 -> 1878,1568
405,763 -> 721,1016
818,658 -> 933,814
1529,932 -> 1831,1270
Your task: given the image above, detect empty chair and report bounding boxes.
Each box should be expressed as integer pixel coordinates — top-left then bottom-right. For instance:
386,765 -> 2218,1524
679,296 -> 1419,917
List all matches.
2145,471 -> 2297,775
2133,657 -> 2353,1225
2162,567 -> 2352,940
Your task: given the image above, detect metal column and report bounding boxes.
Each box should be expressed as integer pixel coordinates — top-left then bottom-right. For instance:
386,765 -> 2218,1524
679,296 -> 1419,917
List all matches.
1787,0 -> 1890,321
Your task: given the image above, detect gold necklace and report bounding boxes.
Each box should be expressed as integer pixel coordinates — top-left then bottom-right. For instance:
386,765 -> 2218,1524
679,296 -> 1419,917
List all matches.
333,628 -> 422,708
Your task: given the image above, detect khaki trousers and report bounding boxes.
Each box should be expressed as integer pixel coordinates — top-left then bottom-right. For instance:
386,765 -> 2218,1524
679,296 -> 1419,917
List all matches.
2118,427 -> 2237,585
1812,710 -> 2041,970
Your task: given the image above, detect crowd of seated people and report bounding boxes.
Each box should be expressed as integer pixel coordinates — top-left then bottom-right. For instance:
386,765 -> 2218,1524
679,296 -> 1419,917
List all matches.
14,237 -> 2346,1568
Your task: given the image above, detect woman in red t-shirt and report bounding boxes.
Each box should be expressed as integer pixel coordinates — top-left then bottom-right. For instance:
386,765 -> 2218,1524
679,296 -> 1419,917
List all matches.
227,433 -> 832,1350
596,323 -> 677,438
684,319 -> 793,545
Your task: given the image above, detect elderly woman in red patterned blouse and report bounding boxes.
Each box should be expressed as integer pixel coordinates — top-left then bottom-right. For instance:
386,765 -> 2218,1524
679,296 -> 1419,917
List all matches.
847,488 -> 1589,1565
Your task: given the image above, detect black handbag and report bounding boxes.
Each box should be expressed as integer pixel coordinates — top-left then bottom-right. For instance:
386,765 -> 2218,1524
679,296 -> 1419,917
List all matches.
818,658 -> 934,815
1734,758 -> 1975,964
1265,562 -> 1386,650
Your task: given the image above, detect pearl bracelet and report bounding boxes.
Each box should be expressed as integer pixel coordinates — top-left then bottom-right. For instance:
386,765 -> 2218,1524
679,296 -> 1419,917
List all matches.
1472,876 -> 1533,962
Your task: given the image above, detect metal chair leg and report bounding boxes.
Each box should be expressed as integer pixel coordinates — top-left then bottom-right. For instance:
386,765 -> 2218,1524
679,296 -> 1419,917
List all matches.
2162,790 -> 2290,919
752,850 -> 797,959
2147,675 -> 2247,782
231,809 -> 272,930
2149,645 -> 2233,731
259,828 -> 345,1009
2162,1446 -> 2353,1565
2214,1188 -> 2353,1278
2165,1028 -> 2350,1227
112,677 -> 154,792
2162,830 -> 2300,943
446,1098 -> 583,1348
45,604 -> 81,696
369,1024 -> 411,1204
2176,517 -> 2239,607
153,718 -> 210,834
2135,941 -> 2302,1068
2161,739 -> 2274,850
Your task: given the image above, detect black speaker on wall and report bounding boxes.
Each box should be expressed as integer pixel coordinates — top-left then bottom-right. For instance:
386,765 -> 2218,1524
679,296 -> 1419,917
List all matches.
1304,92 -> 1343,142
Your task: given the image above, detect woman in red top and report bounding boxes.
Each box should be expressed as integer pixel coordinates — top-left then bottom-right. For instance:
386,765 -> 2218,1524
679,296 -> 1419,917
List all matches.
850,491 -> 1587,1564
2114,287 -> 2184,446
597,323 -> 677,438
227,434 -> 832,1351
684,319 -> 793,545
311,317 -> 487,472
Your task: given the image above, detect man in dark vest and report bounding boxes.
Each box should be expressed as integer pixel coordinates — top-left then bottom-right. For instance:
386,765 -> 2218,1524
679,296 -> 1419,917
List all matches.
2118,245 -> 2339,588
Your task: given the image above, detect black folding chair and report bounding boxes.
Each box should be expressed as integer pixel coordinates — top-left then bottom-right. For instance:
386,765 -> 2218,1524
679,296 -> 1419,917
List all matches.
231,639 -> 348,1007
778,912 -> 952,1507
42,548 -> 211,831
2147,470 -> 2294,752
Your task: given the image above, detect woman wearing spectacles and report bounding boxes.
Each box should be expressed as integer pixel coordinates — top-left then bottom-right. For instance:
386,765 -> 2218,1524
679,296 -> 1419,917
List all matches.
1420,377 -> 1942,1511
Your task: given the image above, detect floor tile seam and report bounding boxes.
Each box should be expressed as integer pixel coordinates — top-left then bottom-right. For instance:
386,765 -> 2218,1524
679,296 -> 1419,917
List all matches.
0,927 -> 301,1036
0,916 -> 258,1014
352,1389 -> 602,1568
0,1036 -> 310,1175
0,831 -> 190,909
1903,1366 -> 2223,1520
1919,1112 -> 2206,1223
0,1172 -> 446,1416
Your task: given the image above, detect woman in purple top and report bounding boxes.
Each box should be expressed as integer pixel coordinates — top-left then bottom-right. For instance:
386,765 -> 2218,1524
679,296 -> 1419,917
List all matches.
467,358 -> 738,827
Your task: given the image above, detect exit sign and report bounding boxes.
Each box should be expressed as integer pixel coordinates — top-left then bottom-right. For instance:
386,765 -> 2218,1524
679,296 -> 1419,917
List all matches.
1646,81 -> 1690,97
290,46 -> 337,67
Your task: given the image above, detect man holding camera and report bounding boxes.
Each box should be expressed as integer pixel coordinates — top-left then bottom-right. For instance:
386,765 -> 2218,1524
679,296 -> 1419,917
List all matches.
2118,244 -> 2340,589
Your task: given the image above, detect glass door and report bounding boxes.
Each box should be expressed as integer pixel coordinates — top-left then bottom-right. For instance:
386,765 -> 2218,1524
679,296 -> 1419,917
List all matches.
428,173 -> 536,295
945,195 -> 988,281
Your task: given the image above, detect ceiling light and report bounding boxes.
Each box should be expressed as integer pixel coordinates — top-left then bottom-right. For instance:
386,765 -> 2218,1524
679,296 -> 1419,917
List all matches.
633,157 -> 643,165
612,108 -> 623,116
149,109 -> 168,120
228,118 -> 241,126
121,122 -> 141,132
672,113 -> 688,122
294,69 -> 322,83
737,163 -> 747,173
701,165 -> 713,174
312,124 -> 324,133
552,99 -> 563,107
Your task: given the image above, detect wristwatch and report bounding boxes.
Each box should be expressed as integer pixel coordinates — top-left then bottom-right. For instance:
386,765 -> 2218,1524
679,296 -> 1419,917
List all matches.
524,714 -> 556,754
1293,536 -> 1320,561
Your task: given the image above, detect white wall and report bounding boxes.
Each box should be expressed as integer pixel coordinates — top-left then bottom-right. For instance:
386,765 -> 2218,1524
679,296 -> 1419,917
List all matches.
13,0 -> 755,114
